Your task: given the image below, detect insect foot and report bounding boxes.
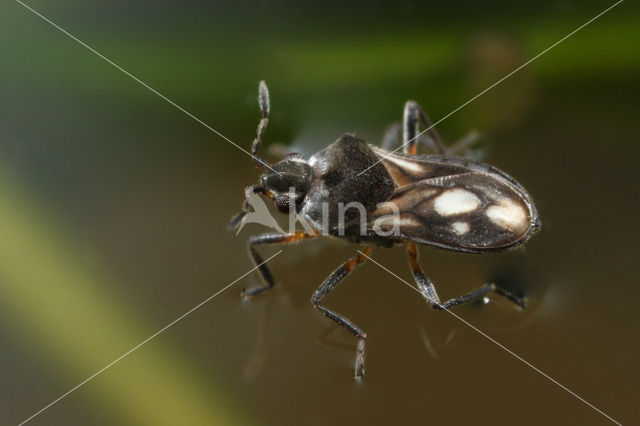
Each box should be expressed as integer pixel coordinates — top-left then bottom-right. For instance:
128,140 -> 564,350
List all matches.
240,286 -> 254,300
355,338 -> 366,380
491,284 -> 528,309
241,282 -> 275,300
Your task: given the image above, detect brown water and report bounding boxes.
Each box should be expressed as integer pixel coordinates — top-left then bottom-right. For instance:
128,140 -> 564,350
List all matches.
1,1 -> 639,425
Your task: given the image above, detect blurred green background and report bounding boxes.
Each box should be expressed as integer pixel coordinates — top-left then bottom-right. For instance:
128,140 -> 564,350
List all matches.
1,1 -> 639,425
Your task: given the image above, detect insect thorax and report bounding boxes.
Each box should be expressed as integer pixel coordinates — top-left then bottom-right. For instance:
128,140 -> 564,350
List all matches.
300,133 -> 396,237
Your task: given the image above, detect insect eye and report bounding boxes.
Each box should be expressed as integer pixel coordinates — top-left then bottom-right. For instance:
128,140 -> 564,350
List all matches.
274,195 -> 291,214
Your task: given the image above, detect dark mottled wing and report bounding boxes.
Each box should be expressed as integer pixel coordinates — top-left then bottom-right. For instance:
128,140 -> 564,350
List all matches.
369,147 -> 540,252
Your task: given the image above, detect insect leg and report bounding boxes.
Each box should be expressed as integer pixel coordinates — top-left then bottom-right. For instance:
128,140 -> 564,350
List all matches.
311,247 -> 372,379
403,100 -> 446,155
244,231 -> 315,298
227,185 -> 270,230
250,80 -> 271,168
446,129 -> 480,156
407,242 -> 526,309
381,122 -> 400,150
384,121 -> 444,153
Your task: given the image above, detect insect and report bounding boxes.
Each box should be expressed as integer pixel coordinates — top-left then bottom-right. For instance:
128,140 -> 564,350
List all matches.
229,81 -> 541,379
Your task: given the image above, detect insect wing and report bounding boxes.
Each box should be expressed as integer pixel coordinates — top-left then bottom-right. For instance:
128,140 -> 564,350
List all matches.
370,148 -> 539,252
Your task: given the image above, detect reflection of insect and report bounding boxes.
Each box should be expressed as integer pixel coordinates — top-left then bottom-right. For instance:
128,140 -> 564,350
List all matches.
229,81 -> 541,379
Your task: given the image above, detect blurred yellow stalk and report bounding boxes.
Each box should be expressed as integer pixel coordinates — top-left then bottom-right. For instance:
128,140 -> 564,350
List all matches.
0,172 -> 250,425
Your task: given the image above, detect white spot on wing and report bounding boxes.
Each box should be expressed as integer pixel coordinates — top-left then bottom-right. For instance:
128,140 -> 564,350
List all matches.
433,189 -> 480,216
486,199 -> 528,232
375,216 -> 420,227
451,221 -> 470,235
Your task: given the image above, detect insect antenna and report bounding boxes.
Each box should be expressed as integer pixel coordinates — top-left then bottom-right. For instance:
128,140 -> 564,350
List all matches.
250,80 -> 272,169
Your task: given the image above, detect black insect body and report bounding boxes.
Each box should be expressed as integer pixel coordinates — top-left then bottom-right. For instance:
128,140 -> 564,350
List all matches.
229,81 -> 541,379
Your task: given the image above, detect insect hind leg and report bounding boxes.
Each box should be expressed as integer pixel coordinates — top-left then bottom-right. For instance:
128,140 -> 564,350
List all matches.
446,129 -> 480,156
406,242 -> 526,309
381,122 -> 400,150
438,283 -> 526,309
311,248 -> 372,379
403,101 -> 446,155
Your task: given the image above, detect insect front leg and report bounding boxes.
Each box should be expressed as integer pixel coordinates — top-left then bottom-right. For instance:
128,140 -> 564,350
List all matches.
228,185 -> 270,230
406,242 -> 526,309
245,231 -> 315,298
311,248 -> 372,380
403,101 -> 446,155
